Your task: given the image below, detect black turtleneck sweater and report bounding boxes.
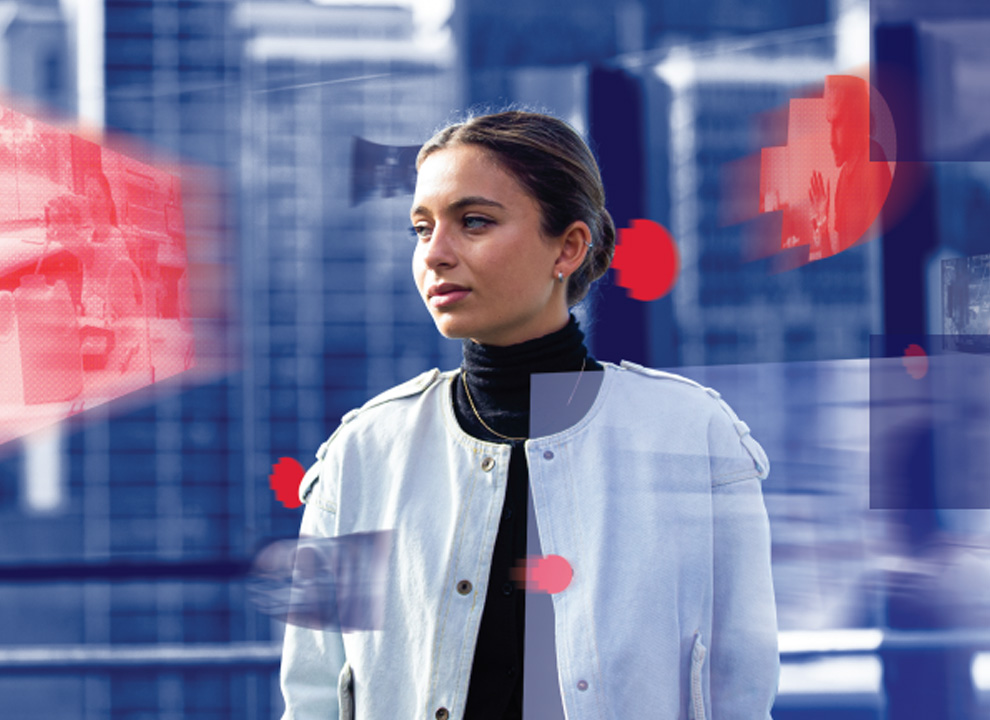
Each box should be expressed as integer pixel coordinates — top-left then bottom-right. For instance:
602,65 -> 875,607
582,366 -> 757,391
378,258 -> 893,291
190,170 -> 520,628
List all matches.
453,315 -> 602,720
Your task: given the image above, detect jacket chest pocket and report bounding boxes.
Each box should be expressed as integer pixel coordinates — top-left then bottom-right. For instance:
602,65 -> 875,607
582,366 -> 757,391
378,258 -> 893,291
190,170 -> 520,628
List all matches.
689,633 -> 707,720
338,662 -> 354,720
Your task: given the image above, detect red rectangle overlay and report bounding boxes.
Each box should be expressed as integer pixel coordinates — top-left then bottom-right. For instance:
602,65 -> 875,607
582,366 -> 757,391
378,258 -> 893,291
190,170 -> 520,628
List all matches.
0,106 -> 196,444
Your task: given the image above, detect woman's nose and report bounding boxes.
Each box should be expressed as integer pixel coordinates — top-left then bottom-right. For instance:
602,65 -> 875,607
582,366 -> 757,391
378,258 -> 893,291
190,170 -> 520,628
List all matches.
421,222 -> 456,269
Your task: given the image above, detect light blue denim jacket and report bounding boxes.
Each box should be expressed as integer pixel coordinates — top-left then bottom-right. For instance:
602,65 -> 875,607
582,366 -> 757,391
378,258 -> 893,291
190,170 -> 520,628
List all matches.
280,360 -> 778,720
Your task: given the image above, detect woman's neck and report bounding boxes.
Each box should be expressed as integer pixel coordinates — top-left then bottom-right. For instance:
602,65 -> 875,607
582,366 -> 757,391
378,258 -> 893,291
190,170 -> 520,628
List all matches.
454,314 -> 601,441
466,308 -> 570,349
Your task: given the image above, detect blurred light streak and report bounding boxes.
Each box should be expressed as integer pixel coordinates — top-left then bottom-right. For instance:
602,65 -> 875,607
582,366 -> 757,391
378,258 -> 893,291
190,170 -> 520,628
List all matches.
971,653 -> 990,691
781,628 -> 990,657
779,628 -> 884,655
835,0 -> 871,69
22,423 -> 63,513
657,54 -> 832,86
246,37 -> 454,66
653,47 -> 695,90
0,558 -> 251,581
72,0 -> 104,129
311,0 -> 454,33
632,23 -> 833,70
0,642 -> 280,672
233,2 -> 453,67
103,71 -> 419,104
779,655 -> 881,695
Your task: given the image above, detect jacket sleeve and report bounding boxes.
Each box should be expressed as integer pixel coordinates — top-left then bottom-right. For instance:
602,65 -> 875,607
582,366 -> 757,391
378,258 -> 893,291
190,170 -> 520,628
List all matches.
279,445 -> 348,720
707,395 -> 779,719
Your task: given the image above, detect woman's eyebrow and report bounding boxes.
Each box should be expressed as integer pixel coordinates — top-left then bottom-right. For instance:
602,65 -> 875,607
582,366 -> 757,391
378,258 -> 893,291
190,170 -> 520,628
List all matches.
410,196 -> 505,217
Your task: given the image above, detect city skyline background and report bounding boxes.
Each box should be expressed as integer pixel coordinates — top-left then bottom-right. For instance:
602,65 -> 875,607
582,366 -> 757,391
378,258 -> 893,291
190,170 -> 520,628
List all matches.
1,0 -> 989,718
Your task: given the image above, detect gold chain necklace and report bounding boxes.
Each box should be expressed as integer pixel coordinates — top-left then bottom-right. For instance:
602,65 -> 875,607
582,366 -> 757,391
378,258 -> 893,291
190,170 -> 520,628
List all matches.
461,358 -> 587,442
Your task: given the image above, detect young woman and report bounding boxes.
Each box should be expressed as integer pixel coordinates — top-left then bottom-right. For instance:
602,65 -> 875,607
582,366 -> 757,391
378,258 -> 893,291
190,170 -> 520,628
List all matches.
280,111 -> 778,720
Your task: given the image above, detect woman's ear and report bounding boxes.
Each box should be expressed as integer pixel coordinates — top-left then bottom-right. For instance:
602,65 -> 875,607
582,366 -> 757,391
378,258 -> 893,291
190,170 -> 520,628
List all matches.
554,220 -> 592,278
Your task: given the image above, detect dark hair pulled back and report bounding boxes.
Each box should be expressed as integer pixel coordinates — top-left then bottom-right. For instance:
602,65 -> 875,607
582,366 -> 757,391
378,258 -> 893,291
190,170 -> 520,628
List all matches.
416,111 -> 615,306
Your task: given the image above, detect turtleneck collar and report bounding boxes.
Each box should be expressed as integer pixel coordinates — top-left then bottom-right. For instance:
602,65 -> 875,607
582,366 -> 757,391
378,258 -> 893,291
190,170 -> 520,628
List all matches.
461,314 -> 594,386
454,314 -> 602,442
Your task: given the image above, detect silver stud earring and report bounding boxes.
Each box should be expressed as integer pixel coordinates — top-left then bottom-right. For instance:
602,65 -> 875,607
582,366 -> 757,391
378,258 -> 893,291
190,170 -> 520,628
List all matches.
557,271 -> 565,283
586,240 -> 593,248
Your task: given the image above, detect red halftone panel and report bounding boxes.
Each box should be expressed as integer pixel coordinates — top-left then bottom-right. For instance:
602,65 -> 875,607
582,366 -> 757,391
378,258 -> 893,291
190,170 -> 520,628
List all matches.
0,105 -> 209,446
612,219 -> 679,301
757,75 -> 895,264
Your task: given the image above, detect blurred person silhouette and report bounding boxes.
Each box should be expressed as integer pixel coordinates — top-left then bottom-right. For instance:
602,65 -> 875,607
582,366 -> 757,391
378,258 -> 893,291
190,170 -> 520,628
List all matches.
280,111 -> 778,720
809,75 -> 892,260
286,543 -> 342,632
877,416 -> 989,720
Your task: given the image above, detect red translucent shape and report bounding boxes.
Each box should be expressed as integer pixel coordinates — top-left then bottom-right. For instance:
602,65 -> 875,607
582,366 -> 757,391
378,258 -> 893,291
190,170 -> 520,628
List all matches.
612,219 -> 679,301
511,554 -> 573,594
13,276 -> 83,403
0,104 -> 197,445
902,343 -> 928,380
758,75 -> 894,263
270,457 -> 306,509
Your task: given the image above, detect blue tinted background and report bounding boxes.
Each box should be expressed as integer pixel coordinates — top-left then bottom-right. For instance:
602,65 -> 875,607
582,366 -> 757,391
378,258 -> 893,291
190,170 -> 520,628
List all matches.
2,0 -> 990,718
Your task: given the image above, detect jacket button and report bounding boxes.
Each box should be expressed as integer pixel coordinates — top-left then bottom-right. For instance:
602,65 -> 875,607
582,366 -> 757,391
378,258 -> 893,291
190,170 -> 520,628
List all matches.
577,679 -> 588,691
456,579 -> 472,595
436,708 -> 449,720
543,450 -> 554,460
502,582 -> 513,596
481,456 -> 495,471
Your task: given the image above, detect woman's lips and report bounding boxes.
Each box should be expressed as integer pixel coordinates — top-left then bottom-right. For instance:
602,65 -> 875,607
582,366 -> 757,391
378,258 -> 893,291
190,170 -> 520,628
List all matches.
429,289 -> 470,308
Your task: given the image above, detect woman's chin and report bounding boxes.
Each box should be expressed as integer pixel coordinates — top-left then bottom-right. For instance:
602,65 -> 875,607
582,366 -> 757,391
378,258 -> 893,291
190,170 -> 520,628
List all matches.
431,314 -> 472,340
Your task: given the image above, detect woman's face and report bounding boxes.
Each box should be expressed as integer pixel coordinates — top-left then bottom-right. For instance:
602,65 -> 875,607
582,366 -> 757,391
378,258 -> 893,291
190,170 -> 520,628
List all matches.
411,144 -> 571,346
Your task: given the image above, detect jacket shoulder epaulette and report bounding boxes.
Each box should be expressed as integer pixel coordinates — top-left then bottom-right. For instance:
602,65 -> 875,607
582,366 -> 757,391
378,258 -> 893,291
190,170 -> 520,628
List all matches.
619,360 -> 706,390
299,368 -> 441,504
339,368 -> 441,425
619,360 -> 768,480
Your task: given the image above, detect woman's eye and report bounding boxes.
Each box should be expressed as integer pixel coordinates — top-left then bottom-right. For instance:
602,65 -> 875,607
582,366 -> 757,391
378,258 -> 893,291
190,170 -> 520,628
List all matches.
463,216 -> 491,230
409,224 -> 432,240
